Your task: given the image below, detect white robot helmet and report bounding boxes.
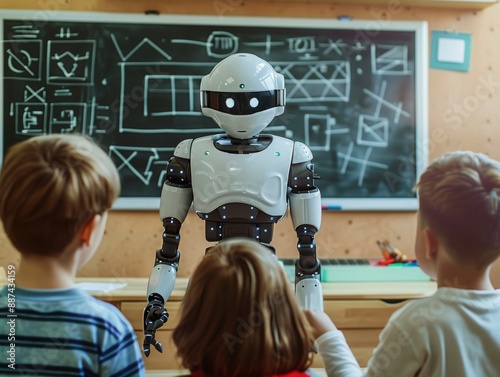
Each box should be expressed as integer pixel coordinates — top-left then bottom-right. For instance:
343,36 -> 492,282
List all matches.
200,53 -> 286,139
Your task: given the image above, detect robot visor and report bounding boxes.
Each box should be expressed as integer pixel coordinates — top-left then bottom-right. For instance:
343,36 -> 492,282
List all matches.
202,90 -> 285,115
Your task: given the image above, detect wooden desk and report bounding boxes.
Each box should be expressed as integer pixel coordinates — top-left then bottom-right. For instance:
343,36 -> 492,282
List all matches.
74,277 -> 437,370
77,277 -> 437,302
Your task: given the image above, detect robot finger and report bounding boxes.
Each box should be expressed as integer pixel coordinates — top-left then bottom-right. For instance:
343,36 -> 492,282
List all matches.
152,308 -> 169,330
143,332 -> 153,357
152,339 -> 163,353
143,338 -> 163,355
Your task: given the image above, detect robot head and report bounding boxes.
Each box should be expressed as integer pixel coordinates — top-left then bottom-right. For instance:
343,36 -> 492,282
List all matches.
200,53 -> 285,139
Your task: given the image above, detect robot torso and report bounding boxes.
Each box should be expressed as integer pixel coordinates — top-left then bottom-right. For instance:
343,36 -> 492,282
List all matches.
190,134 -> 294,218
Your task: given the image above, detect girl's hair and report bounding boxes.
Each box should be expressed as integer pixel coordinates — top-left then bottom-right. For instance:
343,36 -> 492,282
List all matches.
172,238 -> 314,377
0,134 -> 120,256
416,151 -> 500,266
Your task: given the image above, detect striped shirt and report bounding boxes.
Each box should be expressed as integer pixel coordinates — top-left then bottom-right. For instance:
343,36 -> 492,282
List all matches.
0,285 -> 145,376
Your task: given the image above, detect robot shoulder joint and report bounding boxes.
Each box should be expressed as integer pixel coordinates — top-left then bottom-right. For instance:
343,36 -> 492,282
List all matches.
174,139 -> 193,159
292,142 -> 313,164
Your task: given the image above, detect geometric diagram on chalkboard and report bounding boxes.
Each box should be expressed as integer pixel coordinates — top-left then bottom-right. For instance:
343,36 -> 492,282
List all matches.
144,74 -> 204,116
49,103 -> 87,134
5,22 -> 39,39
371,44 -> 410,75
92,104 -> 111,135
319,38 -> 348,57
362,81 -> 410,124
320,39 -> 368,58
286,36 -> 317,60
338,142 -> 389,187
357,115 -> 389,148
4,40 -> 42,81
304,113 -> 345,152
243,34 -> 284,56
119,62 -> 220,134
111,35 -> 172,62
54,27 -> 78,39
54,88 -> 73,97
24,85 -> 46,103
278,61 -> 350,103
171,31 -> 239,59
47,40 -> 95,85
109,146 -> 173,186
15,103 -> 47,135
207,31 -> 238,58
304,114 -> 331,151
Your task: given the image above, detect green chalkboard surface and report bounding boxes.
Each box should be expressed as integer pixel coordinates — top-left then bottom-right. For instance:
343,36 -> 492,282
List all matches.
1,11 -> 428,210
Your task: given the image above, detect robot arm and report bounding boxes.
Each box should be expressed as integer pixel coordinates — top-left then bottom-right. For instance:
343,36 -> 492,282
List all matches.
143,140 -> 193,356
288,142 -> 323,310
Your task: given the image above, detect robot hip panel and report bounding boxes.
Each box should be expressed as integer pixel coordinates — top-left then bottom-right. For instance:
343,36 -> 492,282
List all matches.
205,220 -> 274,243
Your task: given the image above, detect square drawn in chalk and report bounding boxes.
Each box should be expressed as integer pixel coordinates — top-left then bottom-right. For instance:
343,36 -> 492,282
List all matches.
15,103 -> 47,135
357,115 -> 389,147
145,75 -> 202,116
47,40 -> 96,85
306,114 -> 329,147
304,113 -> 339,151
371,44 -> 410,75
49,103 -> 87,134
4,40 -> 42,80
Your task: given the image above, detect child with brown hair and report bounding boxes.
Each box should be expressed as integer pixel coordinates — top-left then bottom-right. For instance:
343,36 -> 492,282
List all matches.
306,150 -> 500,377
0,134 -> 145,376
172,238 -> 318,377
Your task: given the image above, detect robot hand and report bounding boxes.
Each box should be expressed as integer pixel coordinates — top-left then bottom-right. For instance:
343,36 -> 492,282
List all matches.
143,295 -> 169,356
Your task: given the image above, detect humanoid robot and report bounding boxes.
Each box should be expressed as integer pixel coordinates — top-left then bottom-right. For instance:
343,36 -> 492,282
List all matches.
143,53 -> 322,356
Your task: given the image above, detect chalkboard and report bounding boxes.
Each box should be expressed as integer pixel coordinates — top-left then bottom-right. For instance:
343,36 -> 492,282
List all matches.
0,11 -> 428,210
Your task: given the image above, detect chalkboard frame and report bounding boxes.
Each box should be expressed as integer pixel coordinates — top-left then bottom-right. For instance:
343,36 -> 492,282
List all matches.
0,10 -> 428,211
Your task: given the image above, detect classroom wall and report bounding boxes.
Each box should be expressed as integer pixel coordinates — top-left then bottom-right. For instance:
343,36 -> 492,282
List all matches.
1,0 -> 500,285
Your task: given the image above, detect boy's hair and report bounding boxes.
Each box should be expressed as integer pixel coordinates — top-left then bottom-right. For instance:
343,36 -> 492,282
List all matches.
0,134 -> 120,256
172,238 -> 314,377
416,151 -> 500,266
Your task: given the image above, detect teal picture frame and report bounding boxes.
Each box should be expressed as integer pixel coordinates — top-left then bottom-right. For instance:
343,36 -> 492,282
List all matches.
430,30 -> 472,72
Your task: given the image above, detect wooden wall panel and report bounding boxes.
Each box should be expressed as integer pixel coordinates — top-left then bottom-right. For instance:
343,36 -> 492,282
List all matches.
1,0 -> 500,286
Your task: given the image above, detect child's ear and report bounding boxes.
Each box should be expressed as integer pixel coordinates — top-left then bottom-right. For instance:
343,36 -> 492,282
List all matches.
422,227 -> 439,260
80,215 -> 98,246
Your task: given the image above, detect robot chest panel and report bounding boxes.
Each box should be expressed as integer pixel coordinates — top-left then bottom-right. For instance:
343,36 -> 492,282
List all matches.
190,137 -> 294,215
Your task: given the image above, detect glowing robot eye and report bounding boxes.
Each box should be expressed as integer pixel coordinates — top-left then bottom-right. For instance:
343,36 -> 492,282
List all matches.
225,98 -> 235,108
249,97 -> 259,108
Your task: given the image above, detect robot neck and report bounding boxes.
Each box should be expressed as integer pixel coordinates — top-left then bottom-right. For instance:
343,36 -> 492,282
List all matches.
213,134 -> 272,154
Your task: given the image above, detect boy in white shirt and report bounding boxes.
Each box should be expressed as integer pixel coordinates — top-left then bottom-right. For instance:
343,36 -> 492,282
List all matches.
306,151 -> 500,377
